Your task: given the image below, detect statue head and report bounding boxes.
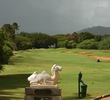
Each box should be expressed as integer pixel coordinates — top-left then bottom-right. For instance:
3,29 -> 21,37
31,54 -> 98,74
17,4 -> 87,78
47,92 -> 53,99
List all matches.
27,71 -> 38,82
51,64 -> 62,72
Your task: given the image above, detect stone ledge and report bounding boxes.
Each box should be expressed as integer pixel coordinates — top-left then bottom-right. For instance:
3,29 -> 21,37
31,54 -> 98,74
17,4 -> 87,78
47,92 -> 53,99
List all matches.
25,86 -> 61,96
29,84 -> 58,88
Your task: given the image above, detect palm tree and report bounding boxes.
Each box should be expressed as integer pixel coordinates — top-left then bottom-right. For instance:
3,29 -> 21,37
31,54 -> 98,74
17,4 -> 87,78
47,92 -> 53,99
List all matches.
12,22 -> 20,34
2,23 -> 19,50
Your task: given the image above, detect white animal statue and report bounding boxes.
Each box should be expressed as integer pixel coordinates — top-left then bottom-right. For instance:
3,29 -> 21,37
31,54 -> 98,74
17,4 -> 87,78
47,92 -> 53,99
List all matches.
27,64 -> 62,85
51,64 -> 62,84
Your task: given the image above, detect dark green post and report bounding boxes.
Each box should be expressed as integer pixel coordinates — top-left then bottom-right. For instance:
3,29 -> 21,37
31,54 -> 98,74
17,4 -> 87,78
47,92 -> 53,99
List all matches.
78,72 -> 82,98
78,72 -> 87,98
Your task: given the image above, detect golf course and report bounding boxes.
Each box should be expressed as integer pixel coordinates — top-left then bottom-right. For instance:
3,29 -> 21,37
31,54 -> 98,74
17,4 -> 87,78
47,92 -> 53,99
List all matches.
0,48 -> 110,100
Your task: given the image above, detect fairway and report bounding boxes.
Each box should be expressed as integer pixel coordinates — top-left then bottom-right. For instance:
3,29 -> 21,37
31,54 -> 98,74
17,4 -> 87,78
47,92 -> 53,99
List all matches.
0,48 -> 110,100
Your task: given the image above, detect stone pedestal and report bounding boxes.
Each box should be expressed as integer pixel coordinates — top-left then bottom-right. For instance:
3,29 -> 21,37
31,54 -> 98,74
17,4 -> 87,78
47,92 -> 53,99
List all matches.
24,85 -> 62,100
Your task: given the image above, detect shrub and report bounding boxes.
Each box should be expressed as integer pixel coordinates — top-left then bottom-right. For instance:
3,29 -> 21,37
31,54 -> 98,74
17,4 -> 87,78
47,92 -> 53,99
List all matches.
2,45 -> 13,64
15,35 -> 32,50
65,40 -> 77,49
98,37 -> 110,49
57,40 -> 68,48
77,39 -> 98,49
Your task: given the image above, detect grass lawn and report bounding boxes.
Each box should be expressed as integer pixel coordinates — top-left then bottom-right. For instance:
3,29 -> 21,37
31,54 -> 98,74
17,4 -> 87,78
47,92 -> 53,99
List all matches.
0,48 -> 110,100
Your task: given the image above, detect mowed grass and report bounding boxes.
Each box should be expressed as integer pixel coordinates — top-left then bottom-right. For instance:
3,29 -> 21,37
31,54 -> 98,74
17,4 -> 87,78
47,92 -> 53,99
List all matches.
0,48 -> 110,100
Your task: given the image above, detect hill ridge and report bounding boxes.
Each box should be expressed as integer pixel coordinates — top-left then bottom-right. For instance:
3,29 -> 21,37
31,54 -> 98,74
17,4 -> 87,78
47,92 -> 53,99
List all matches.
78,26 -> 110,34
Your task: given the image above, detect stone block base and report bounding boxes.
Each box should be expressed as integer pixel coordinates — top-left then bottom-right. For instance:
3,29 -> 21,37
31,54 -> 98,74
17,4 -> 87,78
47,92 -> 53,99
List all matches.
24,86 -> 62,100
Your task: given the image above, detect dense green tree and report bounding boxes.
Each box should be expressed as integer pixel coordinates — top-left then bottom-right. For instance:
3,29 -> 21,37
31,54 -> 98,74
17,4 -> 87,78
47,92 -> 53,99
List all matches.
57,40 -> 67,48
31,33 -> 57,48
0,29 -> 12,64
15,35 -> 32,50
65,40 -> 77,49
78,32 -> 94,43
0,22 -> 20,64
0,29 -> 5,63
12,22 -> 19,33
48,36 -> 57,48
2,24 -> 14,41
94,34 -> 103,42
0,29 -> 5,47
77,39 -> 98,49
1,23 -> 19,50
53,34 -> 68,48
2,44 -> 13,63
98,37 -> 110,49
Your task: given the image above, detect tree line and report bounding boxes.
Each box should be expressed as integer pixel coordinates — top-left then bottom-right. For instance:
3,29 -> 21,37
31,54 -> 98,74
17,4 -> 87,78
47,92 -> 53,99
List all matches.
1,22 -> 110,70
16,31 -> 110,50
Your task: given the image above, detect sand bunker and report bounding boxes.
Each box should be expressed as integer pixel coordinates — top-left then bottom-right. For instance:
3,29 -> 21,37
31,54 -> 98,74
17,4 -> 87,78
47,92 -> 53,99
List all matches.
77,52 -> 110,61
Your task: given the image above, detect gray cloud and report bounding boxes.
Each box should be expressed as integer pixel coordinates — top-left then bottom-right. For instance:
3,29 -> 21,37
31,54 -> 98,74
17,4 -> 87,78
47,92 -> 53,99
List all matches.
0,0 -> 110,34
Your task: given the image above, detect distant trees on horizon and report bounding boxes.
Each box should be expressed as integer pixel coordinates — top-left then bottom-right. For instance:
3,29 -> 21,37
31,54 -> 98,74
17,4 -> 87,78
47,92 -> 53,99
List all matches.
1,22 -> 110,67
15,30 -> 110,50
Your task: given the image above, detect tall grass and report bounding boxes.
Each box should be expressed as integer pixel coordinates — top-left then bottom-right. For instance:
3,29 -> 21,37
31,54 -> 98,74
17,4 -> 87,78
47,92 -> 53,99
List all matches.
0,48 -> 110,100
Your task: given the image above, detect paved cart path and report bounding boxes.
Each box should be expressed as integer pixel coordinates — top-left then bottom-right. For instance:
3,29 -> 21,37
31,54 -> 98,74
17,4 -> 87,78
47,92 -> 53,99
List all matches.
94,94 -> 110,100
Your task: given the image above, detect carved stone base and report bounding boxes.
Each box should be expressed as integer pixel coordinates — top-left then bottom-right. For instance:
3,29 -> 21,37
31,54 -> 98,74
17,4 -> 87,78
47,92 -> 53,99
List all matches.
24,86 -> 62,100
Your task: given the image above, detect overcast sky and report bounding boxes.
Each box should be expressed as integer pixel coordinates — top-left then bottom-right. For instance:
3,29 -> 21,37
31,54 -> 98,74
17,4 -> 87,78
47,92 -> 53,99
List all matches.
0,0 -> 110,34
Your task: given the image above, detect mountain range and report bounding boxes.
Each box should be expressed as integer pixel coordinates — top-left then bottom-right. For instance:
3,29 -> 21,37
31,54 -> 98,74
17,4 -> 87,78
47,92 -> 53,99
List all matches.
78,26 -> 110,35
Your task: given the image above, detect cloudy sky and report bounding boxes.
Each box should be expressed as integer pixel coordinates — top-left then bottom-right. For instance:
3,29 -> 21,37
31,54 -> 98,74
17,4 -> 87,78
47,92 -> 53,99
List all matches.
0,0 -> 110,34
